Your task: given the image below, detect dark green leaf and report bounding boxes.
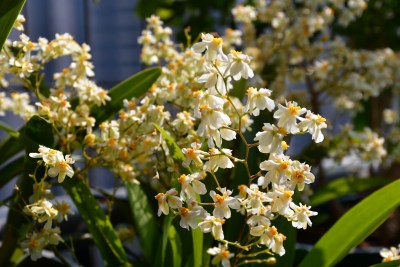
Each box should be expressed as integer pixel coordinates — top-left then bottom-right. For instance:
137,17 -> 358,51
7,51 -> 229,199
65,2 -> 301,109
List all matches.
92,67 -> 161,125
310,177 -> 390,206
0,156 -> 24,189
125,182 -> 159,265
0,0 -> 26,51
62,179 -> 130,267
370,259 -> 400,267
299,179 -> 400,267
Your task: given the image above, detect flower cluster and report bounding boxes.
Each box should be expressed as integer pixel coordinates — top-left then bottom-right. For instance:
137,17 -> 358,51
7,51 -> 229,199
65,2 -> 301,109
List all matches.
229,1 -> 400,179
380,244 -> 400,263
152,21 -> 323,264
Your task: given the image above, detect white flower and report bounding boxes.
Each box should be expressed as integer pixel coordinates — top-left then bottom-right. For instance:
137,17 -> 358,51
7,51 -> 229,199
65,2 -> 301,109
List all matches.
198,215 -> 225,240
244,87 -> 275,116
242,184 -> 272,209
297,112 -> 327,143
380,245 -> 400,262
155,188 -> 182,216
228,50 -> 254,81
29,145 -> 75,183
210,188 -> 240,219
207,244 -> 234,267
197,65 -> 229,95
204,148 -> 234,173
254,123 -> 287,154
289,202 -> 318,229
192,33 -> 227,62
197,105 -> 231,140
259,154 -> 292,188
250,225 -> 286,256
182,143 -> 205,168
273,101 -> 306,134
178,173 -> 207,200
288,161 -> 315,191
47,154 -> 75,183
178,206 -> 203,230
267,186 -> 294,217
21,232 -> 46,261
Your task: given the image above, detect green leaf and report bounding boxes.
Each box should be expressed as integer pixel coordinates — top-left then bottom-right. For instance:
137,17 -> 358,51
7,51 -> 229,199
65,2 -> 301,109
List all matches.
191,227 -> 203,267
0,0 -> 26,51
0,156 -> 24,189
310,177 -> 390,206
62,178 -> 130,267
0,121 -> 19,138
370,260 -> 400,267
155,214 -> 173,267
168,225 -> 182,267
125,182 -> 160,265
153,123 -> 191,174
92,67 -> 161,124
298,179 -> 400,267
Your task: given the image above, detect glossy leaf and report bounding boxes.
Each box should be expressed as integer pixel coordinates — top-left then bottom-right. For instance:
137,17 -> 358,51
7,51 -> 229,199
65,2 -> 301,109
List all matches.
310,177 -> 390,206
0,0 -> 26,51
0,121 -> 19,138
62,178 -> 130,267
125,182 -> 159,265
299,179 -> 400,267
92,67 -> 161,124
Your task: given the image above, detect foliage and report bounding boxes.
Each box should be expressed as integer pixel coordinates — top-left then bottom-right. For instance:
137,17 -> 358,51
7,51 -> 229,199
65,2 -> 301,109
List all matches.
0,1 -> 400,267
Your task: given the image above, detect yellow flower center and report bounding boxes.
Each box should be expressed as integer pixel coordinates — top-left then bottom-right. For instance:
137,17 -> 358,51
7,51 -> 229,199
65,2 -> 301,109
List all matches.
292,170 -> 305,182
316,114 -> 326,123
288,103 -> 301,115
180,207 -> 189,216
178,174 -> 187,184
212,38 -> 223,46
155,193 -> 164,200
215,194 -> 225,204
230,49 -> 242,59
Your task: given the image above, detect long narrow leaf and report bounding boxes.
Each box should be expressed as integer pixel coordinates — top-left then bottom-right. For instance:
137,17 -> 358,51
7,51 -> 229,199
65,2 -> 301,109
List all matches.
0,121 -> 19,138
0,0 -> 26,51
155,214 -> 173,267
310,177 -> 390,206
125,182 -> 159,265
168,225 -> 182,267
92,67 -> 161,124
370,260 -> 400,267
299,179 -> 400,267
63,179 -> 130,267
